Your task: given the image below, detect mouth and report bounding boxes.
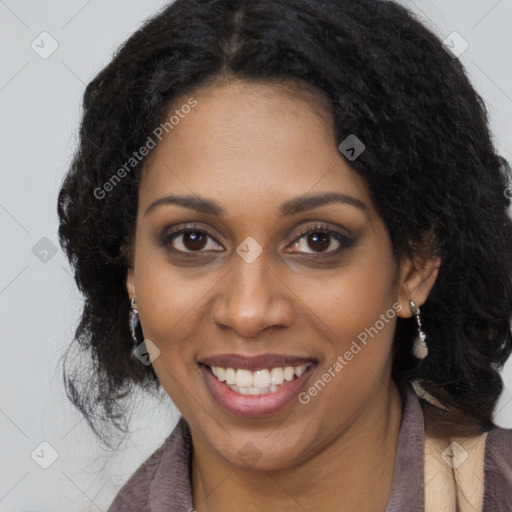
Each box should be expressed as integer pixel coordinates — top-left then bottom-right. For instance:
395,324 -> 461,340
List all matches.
198,354 -> 317,416
203,362 -> 314,394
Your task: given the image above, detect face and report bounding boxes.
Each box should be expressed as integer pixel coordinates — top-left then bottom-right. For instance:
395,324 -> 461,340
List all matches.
126,80 -> 434,471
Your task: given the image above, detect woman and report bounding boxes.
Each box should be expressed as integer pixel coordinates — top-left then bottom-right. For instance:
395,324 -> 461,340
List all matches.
57,0 -> 512,510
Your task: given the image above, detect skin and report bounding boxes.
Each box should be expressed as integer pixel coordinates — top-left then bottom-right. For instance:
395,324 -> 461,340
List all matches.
126,79 -> 439,511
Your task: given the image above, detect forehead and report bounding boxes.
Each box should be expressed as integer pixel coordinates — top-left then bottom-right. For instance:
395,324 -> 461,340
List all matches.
138,80 -> 372,216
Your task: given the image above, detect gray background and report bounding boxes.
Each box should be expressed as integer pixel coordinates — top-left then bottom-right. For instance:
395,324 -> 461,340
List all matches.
1,1 -> 511,510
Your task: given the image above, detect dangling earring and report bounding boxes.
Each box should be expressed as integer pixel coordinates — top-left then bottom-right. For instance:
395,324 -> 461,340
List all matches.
410,299 -> 428,359
129,298 -> 140,345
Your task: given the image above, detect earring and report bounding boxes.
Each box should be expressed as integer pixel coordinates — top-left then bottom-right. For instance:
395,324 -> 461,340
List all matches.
410,299 -> 428,359
129,298 -> 140,345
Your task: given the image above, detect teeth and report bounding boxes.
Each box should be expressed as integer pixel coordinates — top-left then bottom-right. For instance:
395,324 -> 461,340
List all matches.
216,367 -> 226,382
295,364 -> 307,377
235,369 -> 253,388
209,362 -> 313,395
253,369 -> 270,388
225,368 -> 236,385
284,366 -> 295,381
269,367 -> 284,385
249,387 -> 269,395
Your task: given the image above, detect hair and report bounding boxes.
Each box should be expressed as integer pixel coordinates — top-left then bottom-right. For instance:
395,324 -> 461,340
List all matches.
57,0 -> 512,447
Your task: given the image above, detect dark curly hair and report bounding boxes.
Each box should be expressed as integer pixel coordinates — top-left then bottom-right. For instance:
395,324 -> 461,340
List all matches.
57,0 -> 512,447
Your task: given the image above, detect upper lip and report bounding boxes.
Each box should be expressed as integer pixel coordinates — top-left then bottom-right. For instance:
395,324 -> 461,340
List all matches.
199,353 -> 317,371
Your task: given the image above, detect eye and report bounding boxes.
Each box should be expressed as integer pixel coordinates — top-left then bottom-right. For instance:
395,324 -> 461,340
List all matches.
162,223 -> 354,256
286,224 -> 353,254
163,224 -> 224,253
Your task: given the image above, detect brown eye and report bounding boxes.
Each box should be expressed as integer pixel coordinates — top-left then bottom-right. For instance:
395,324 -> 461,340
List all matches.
182,231 -> 207,251
285,225 -> 355,255
163,227 -> 224,253
305,232 -> 331,252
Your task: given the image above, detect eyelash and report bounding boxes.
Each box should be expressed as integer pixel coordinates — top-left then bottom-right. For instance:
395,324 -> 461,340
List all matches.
288,224 -> 353,254
162,222 -> 354,256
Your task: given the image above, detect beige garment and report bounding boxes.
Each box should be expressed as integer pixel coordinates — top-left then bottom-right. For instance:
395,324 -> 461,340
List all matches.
414,381 -> 488,512
424,430 -> 487,511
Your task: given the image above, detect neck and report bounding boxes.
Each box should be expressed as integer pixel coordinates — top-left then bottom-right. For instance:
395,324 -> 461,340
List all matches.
191,379 -> 403,512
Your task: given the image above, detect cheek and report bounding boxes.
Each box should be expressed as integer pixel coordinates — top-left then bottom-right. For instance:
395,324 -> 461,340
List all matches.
133,228 -> 214,325
287,243 -> 399,410
133,261 -> 209,413
132,244 -> 219,373
136,277 -> 213,355
288,244 -> 398,350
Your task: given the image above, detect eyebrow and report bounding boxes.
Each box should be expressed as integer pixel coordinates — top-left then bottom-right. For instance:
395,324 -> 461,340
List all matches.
144,191 -> 367,217
280,192 -> 367,216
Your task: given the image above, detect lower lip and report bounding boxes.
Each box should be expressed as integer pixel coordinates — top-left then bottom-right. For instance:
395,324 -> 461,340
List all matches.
199,364 -> 316,417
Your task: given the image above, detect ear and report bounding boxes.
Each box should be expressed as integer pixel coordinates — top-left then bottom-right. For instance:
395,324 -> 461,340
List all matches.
126,267 -> 136,301
395,253 -> 441,318
121,240 -> 136,300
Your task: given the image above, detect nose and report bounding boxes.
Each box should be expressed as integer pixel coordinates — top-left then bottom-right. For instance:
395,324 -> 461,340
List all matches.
211,253 -> 295,338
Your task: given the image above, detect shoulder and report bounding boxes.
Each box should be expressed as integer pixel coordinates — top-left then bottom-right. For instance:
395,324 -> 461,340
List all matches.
405,380 -> 512,507
107,417 -> 192,512
484,423 -> 512,477
483,424 -> 512,510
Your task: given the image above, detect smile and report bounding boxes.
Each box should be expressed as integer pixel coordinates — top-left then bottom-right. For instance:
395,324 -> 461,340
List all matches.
208,364 -> 313,395
198,354 -> 317,416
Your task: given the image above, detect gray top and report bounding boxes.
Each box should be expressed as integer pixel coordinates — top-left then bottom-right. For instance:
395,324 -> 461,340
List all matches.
107,381 -> 512,511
